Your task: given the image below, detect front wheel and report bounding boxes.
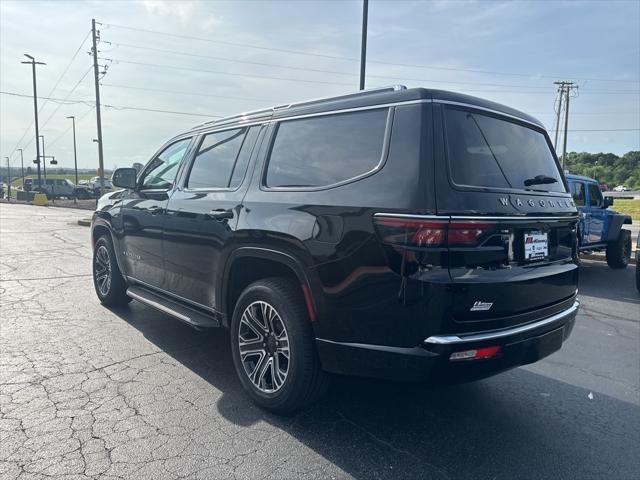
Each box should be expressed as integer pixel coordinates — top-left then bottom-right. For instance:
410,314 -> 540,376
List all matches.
92,235 -> 131,306
606,229 -> 631,269
230,278 -> 329,414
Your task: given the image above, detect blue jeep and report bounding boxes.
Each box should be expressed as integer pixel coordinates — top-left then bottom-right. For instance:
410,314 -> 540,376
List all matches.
566,174 -> 633,268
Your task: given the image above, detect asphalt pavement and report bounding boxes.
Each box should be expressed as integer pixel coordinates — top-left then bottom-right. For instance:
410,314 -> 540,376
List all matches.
1,203 -> 638,480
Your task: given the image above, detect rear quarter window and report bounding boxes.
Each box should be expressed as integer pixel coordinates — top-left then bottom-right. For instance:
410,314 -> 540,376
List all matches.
444,107 -> 565,193
264,108 -> 389,189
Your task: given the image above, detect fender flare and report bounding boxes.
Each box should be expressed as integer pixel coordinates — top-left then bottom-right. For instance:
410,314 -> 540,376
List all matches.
219,246 -> 319,322
91,218 -> 127,281
606,214 -> 633,242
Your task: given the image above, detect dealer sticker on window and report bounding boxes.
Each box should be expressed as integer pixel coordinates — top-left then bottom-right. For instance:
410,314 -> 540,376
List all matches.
524,231 -> 548,261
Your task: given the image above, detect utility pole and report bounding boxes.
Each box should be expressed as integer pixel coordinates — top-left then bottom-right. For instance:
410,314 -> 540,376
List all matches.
553,84 -> 564,151
21,54 -> 45,187
5,157 -> 10,199
91,18 -> 106,198
553,81 -> 578,171
66,116 -> 78,184
359,0 -> 369,90
17,148 -> 25,189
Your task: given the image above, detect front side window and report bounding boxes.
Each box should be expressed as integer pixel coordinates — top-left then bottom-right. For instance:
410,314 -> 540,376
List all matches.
265,109 -> 388,188
186,127 -> 249,189
141,138 -> 192,190
445,108 -> 565,193
571,182 -> 585,206
588,183 -> 603,207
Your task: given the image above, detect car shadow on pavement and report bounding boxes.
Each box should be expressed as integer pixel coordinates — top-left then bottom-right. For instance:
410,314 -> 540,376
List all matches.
110,302 -> 640,479
578,259 -> 640,305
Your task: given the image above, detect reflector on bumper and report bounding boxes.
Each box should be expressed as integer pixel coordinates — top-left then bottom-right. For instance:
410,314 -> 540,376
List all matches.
449,345 -> 501,361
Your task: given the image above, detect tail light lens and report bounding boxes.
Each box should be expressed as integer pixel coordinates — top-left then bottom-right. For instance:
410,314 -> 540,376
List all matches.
374,215 -> 496,248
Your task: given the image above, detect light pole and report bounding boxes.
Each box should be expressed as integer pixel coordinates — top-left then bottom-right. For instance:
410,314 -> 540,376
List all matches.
66,116 -> 78,185
42,155 -> 56,201
38,135 -> 47,184
21,54 -> 45,187
359,0 -> 369,90
17,148 -> 25,189
4,157 -> 10,199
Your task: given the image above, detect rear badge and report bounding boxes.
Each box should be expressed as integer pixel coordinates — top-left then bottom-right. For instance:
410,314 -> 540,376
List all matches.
470,301 -> 493,312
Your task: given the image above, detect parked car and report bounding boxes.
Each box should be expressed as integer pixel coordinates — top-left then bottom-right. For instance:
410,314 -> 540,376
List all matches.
567,174 -> 632,268
613,185 -> 630,192
92,86 -> 580,413
89,177 -> 113,195
71,185 -> 96,200
25,178 -> 78,199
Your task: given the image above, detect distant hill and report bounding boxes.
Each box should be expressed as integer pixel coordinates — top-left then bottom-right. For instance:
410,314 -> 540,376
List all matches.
565,151 -> 640,190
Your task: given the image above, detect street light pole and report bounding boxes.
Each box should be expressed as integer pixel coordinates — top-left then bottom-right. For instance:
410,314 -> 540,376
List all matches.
5,157 -> 11,199
39,135 -> 47,183
17,148 -> 25,189
66,116 -> 78,185
21,54 -> 45,187
359,0 -> 369,90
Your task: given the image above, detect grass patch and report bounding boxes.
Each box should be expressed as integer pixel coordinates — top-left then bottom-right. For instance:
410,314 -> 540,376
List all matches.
613,199 -> 640,221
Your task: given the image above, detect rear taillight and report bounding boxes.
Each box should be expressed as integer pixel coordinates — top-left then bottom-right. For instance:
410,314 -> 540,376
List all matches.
374,215 -> 496,248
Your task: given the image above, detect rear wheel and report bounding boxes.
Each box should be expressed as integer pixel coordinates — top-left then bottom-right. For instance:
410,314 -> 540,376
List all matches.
92,235 -> 131,306
606,229 -> 631,269
230,277 -> 329,414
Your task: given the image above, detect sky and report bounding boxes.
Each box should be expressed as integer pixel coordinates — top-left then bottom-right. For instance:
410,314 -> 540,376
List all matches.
1,0 -> 639,173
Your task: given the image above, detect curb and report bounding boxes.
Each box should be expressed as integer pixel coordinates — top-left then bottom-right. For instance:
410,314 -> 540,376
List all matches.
77,219 -> 91,227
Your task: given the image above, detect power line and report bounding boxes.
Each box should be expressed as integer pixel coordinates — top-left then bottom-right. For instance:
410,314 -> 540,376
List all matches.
100,58 -> 356,87
40,66 -> 93,131
101,22 -> 640,85
100,57 -> 640,93
47,105 -> 95,149
101,83 -> 278,103
6,30 -> 91,161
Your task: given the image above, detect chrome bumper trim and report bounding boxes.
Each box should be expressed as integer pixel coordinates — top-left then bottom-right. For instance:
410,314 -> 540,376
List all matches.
424,301 -> 579,345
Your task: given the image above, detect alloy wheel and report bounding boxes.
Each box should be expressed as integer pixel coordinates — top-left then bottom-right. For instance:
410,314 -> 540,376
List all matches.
238,300 -> 290,393
94,245 -> 112,297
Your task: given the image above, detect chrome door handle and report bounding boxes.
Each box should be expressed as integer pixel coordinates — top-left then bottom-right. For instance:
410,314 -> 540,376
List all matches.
208,209 -> 233,221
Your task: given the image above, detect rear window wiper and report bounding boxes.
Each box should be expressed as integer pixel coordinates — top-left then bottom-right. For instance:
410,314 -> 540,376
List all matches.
524,174 -> 558,187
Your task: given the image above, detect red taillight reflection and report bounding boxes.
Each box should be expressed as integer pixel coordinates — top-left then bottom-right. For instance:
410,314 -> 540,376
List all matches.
374,216 -> 495,247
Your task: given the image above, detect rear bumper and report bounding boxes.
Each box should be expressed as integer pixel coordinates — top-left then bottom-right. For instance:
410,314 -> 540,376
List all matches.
316,300 -> 579,382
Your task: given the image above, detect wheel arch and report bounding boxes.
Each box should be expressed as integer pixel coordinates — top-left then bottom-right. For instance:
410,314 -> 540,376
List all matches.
606,214 -> 633,242
221,247 -> 318,329
91,220 -> 127,282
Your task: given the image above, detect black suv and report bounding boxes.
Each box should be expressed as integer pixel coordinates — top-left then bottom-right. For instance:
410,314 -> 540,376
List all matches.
92,86 -> 580,413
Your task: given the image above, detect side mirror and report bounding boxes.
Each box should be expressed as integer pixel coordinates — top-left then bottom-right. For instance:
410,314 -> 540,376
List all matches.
112,167 -> 137,190
604,196 -> 614,208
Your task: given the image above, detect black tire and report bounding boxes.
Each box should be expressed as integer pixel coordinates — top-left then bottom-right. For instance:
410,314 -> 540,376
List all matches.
92,235 -> 131,306
230,277 -> 329,414
606,229 -> 631,269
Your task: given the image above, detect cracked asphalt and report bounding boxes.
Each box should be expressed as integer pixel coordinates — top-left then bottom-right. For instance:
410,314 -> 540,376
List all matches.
1,203 -> 639,480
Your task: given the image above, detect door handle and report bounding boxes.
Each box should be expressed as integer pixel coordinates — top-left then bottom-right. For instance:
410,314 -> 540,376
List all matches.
149,205 -> 163,215
207,209 -> 234,221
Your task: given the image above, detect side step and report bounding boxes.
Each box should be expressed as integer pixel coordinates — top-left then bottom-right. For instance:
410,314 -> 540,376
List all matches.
126,285 -> 220,329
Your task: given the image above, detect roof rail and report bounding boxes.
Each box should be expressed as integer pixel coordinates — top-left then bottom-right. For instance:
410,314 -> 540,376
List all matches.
191,85 -> 407,131
285,85 -> 406,110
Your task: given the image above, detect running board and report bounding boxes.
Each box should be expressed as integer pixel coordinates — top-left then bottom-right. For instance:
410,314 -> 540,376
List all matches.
126,285 -> 220,330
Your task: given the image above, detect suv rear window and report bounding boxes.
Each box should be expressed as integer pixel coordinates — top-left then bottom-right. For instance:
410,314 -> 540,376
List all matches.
444,107 -> 565,193
265,109 -> 388,188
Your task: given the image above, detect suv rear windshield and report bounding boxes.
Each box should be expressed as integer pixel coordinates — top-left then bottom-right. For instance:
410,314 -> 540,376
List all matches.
444,107 -> 565,193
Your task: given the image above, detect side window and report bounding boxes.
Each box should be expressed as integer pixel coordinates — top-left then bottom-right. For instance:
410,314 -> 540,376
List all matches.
265,109 -> 388,188
140,138 -> 192,190
186,127 -> 256,189
571,182 -> 585,206
588,183 -> 603,207
229,127 -> 260,189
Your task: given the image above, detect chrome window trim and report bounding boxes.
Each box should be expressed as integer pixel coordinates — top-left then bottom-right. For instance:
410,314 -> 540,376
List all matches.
260,107 -> 396,192
424,301 -> 579,345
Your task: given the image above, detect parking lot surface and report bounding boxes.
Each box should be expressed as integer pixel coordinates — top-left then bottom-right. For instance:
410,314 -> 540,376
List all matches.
1,203 -> 638,479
